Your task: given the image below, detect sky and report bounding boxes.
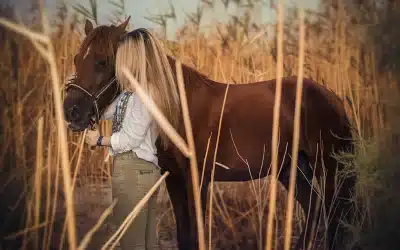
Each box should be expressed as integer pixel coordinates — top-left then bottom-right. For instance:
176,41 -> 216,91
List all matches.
1,0 -> 320,40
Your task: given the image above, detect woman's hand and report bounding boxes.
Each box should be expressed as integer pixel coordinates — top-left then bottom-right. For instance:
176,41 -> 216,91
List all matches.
85,129 -> 100,147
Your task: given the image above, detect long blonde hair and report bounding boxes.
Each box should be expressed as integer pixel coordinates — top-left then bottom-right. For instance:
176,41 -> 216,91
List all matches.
115,28 -> 181,149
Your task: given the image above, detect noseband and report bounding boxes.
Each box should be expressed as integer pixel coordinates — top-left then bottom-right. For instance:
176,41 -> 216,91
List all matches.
64,73 -> 118,125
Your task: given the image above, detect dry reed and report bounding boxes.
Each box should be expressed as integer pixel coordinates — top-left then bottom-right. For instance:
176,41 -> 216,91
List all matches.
175,60 -> 206,250
208,81 -> 230,250
265,0 -> 285,249
284,6 -> 306,250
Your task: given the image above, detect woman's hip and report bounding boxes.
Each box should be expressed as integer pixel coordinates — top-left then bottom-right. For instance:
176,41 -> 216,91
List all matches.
113,151 -> 158,172
112,151 -> 160,187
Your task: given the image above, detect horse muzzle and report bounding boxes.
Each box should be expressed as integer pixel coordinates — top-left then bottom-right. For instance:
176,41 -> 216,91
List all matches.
64,104 -> 95,132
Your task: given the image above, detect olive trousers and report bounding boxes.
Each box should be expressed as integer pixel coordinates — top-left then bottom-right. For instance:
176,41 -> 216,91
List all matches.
111,151 -> 160,250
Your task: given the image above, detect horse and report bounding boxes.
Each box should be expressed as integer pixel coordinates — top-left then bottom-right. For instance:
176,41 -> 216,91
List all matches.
63,18 -> 356,250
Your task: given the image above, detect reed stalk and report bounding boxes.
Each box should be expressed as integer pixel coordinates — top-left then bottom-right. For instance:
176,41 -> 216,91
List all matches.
265,0 -> 285,249
284,6 -> 306,250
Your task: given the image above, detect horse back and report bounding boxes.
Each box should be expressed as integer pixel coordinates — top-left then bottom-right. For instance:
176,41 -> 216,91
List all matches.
186,76 -> 352,179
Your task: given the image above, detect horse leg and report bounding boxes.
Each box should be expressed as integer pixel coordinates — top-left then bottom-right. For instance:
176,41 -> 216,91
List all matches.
165,174 -> 191,250
279,151 -> 321,250
185,170 -> 209,250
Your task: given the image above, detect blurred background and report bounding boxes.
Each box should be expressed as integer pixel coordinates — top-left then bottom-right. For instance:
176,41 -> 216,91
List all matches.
1,0 -> 400,249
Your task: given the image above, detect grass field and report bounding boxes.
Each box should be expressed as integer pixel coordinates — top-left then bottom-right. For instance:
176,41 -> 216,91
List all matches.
1,0 -> 400,249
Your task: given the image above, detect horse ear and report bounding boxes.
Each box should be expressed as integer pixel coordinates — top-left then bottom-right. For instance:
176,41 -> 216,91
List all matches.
117,16 -> 131,33
84,19 -> 94,35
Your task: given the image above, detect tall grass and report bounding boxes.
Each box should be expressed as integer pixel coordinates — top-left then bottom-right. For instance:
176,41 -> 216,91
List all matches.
0,0 -> 399,249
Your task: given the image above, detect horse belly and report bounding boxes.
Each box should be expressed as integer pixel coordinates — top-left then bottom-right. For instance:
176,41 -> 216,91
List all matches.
213,166 -> 269,182
210,125 -> 276,182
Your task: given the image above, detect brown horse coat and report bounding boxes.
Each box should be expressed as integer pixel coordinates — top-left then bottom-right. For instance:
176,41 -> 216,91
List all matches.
162,57 -> 352,179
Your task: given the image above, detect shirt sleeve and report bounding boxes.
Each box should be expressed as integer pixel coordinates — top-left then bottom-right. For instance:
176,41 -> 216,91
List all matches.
110,94 -> 153,153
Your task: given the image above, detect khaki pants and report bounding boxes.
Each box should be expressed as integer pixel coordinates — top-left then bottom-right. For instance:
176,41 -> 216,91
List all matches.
111,151 -> 161,250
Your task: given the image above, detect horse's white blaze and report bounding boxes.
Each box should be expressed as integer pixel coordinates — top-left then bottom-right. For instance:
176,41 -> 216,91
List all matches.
83,46 -> 91,60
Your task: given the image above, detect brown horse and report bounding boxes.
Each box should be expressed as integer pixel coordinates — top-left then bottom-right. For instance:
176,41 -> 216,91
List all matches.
63,18 -> 356,250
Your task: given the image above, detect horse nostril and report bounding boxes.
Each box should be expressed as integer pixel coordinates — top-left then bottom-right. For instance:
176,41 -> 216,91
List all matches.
67,105 -> 80,121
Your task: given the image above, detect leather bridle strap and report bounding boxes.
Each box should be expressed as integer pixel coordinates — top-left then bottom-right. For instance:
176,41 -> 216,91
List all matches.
64,73 -> 117,125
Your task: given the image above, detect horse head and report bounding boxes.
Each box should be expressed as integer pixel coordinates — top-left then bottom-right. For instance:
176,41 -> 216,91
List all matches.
63,17 -> 130,131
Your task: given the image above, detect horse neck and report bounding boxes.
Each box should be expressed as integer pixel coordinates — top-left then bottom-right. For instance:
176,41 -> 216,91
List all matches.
166,55 -> 207,97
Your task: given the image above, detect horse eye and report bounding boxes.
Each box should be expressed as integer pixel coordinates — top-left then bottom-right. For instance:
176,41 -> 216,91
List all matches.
96,60 -> 106,67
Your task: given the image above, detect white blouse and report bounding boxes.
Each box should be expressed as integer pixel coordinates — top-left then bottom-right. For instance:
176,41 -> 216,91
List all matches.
101,92 -> 159,166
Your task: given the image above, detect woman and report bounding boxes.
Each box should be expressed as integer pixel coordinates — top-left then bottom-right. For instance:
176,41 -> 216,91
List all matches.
85,28 -> 180,249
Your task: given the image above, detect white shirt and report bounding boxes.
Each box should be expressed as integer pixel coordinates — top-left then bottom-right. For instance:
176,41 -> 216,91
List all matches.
101,92 -> 159,166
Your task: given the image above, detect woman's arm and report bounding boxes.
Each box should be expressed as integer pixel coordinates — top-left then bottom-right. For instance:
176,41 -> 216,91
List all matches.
85,94 -> 153,151
100,136 -> 111,146
84,130 -> 111,147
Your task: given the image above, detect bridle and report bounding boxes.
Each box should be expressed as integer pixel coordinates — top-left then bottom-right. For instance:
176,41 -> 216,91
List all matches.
64,73 -> 119,126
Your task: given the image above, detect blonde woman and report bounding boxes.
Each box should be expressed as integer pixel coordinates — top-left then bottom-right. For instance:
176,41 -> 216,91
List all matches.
85,29 -> 180,249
